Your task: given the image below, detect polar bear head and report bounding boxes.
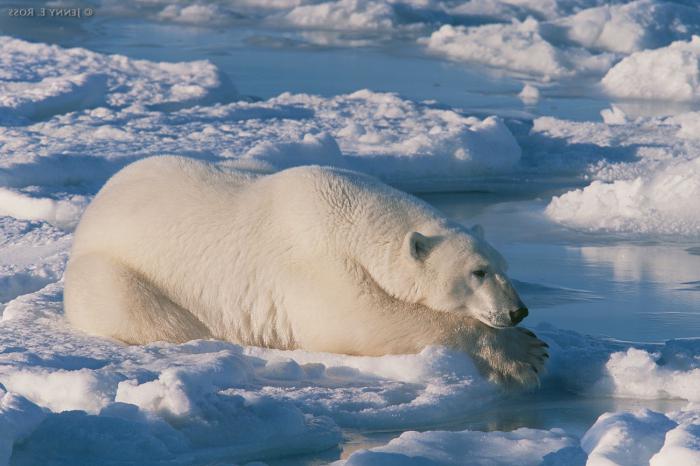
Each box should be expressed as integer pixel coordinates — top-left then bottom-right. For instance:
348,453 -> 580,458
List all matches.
402,224 -> 528,328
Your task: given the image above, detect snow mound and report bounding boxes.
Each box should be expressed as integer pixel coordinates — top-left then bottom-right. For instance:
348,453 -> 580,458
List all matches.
582,409 -> 677,466
0,87 -> 521,194
421,18 -> 614,79
0,36 -> 233,118
0,188 -> 88,230
0,389 -> 46,465
602,36 -> 700,101
518,83 -> 540,104
1,230 -> 700,462
284,0 -> 395,31
595,346 -> 700,402
651,417 -> 700,466
549,0 -> 700,54
600,105 -> 627,124
545,157 -> 700,236
0,73 -> 108,124
336,427 -> 584,466
336,405 -> 700,466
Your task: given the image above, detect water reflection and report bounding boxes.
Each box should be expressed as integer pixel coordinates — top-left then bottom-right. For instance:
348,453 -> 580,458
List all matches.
579,244 -> 700,285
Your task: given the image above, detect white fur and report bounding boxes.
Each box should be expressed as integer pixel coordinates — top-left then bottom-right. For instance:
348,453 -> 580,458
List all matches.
64,156 -> 547,386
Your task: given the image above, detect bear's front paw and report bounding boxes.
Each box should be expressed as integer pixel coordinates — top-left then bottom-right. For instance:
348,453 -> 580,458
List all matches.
471,326 -> 549,388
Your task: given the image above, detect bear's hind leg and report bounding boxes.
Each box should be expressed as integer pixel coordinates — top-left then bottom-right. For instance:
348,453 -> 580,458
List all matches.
64,253 -> 211,344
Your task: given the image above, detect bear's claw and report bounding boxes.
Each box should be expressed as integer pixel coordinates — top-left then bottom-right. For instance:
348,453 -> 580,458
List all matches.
465,325 -> 549,388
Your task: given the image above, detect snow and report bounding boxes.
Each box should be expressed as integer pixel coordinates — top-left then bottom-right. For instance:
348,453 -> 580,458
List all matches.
595,347 -> 700,402
600,105 -> 627,125
602,36 -> 700,101
530,113 -> 700,236
549,0 -> 700,54
582,410 -> 677,466
0,42 -> 523,193
0,189 -> 88,230
0,36 -> 232,119
546,157 -> 700,236
284,0 -> 395,31
421,19 -> 613,80
157,4 -> 227,25
518,83 -> 540,104
2,268 -> 700,463
651,420 -> 700,466
3,8 -> 700,464
336,427 -> 584,466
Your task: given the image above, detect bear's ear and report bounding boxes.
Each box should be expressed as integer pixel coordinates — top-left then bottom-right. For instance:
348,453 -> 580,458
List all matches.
470,224 -> 485,239
406,231 -> 436,262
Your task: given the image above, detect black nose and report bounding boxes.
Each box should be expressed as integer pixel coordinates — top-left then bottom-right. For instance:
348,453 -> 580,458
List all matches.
509,307 -> 529,325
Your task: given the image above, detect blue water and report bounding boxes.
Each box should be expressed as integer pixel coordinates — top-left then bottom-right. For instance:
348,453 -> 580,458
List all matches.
5,12 -> 700,464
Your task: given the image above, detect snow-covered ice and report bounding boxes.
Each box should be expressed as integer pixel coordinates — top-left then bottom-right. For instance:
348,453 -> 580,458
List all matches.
518,84 -> 540,104
421,19 -> 614,80
533,113 -> 700,236
602,36 -> 700,101
3,3 -> 700,464
336,427 -> 584,465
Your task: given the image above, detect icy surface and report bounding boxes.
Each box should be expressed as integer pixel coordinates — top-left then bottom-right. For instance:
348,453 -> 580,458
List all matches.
1,266 -> 700,463
0,36 -> 233,122
0,39 -> 523,193
421,19 -> 614,80
3,5 -> 700,463
336,427 -> 584,466
534,113 -> 700,236
602,36 -> 700,101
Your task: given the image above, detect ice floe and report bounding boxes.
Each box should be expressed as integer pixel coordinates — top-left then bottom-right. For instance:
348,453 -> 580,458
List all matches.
3,18 -> 700,464
421,18 -> 614,79
0,36 -> 234,121
603,36 -> 700,101
0,39 -> 523,195
336,427 -> 584,465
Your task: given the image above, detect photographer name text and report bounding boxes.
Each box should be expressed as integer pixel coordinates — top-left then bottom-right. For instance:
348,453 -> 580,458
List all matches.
8,7 -> 94,18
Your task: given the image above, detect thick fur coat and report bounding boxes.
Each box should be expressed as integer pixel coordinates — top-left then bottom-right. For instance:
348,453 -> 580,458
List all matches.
64,156 -> 547,386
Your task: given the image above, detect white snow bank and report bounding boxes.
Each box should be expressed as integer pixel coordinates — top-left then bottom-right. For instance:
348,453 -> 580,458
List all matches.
2,368 -> 114,414
518,83 -> 540,104
0,388 -> 46,464
337,406 -> 700,466
0,218 -> 69,306
0,73 -> 107,124
545,157 -> 700,236
243,345 -> 495,429
594,347 -> 700,402
157,4 -> 228,25
422,18 -> 613,79
0,87 -> 521,194
600,105 -> 627,125
528,113 -> 700,237
269,90 -> 522,178
651,419 -> 700,466
582,409 -> 677,466
0,188 -> 88,230
336,427 -> 583,466
549,0 -> 700,54
1,231 -> 700,463
602,36 -> 700,101
0,36 -> 233,118
284,0 -> 395,31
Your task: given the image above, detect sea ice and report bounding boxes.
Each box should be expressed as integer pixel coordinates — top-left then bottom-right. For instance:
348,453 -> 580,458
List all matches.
518,83 -> 540,104
421,19 -> 613,80
602,36 -> 700,101
336,427 -> 584,466
0,36 -> 233,119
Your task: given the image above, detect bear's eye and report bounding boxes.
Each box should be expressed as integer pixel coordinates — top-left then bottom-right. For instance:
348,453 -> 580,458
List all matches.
472,270 -> 487,278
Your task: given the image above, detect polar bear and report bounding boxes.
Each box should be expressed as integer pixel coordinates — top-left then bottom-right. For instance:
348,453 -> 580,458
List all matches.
64,156 -> 547,386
